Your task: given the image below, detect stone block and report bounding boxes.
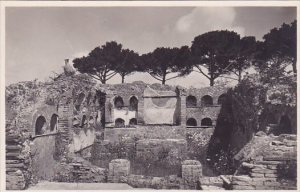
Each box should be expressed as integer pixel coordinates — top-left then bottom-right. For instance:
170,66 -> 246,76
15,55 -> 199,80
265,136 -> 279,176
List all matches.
232,175 -> 252,182
251,168 -> 277,174
250,173 -> 265,178
267,165 -> 278,170
271,141 -> 284,146
256,160 -> 284,165
108,159 -> 130,183
283,139 -> 297,147
264,173 -> 278,178
182,160 -> 202,189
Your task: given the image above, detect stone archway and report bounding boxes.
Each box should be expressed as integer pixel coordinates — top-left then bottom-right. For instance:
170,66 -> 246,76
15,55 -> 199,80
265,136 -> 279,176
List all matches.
186,95 -> 197,107
201,95 -> 213,106
201,118 -> 212,127
186,118 -> 197,126
35,116 -> 47,135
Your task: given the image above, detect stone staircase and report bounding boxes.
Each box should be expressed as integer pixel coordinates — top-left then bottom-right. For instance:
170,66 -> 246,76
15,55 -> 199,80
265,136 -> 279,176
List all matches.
5,128 -> 28,190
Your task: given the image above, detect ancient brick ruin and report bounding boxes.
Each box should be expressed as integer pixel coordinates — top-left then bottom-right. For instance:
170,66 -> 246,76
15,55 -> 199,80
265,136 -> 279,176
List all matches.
5,75 -> 297,190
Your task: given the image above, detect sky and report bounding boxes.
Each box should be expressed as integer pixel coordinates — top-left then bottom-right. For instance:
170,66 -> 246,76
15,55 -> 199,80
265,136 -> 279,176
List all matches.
5,6 -> 297,87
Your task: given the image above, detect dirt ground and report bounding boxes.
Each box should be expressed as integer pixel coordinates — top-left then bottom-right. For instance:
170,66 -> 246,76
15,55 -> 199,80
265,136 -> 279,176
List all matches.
27,181 -> 148,190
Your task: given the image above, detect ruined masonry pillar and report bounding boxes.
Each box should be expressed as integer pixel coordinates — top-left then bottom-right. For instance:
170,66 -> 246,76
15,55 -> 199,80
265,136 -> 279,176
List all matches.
182,160 -> 202,189
108,159 -> 130,183
180,89 -> 187,126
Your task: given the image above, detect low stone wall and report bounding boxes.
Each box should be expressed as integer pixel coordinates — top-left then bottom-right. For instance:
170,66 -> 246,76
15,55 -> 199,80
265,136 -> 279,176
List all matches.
104,125 -> 186,142
136,139 -> 187,166
127,160 -> 203,189
232,134 -> 297,190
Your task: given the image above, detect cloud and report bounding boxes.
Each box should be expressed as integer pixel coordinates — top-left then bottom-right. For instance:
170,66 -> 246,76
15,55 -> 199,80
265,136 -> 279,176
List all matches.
175,7 -> 245,37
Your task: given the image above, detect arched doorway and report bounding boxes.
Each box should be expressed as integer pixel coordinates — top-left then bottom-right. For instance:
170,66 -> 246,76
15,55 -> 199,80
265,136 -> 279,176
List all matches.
35,116 -> 47,135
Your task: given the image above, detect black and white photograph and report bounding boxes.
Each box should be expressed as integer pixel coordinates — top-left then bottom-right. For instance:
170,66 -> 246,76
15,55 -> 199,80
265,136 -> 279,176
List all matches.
1,1 -> 299,190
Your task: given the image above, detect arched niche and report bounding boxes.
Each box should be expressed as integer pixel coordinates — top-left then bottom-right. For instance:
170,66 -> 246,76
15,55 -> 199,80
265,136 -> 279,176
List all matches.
201,118 -> 213,127
186,118 -> 197,126
201,95 -> 213,106
186,95 -> 197,107
129,96 -> 138,111
217,94 -> 227,105
129,118 -> 137,126
115,118 -> 125,128
50,114 -> 59,132
114,96 -> 124,109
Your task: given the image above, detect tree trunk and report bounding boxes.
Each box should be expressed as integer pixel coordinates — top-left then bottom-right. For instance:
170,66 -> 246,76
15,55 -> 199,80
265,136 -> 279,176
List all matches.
162,78 -> 166,85
210,78 -> 214,86
292,61 -> 297,74
101,78 -> 106,84
238,70 -> 242,82
162,73 -> 166,85
121,75 -> 125,83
